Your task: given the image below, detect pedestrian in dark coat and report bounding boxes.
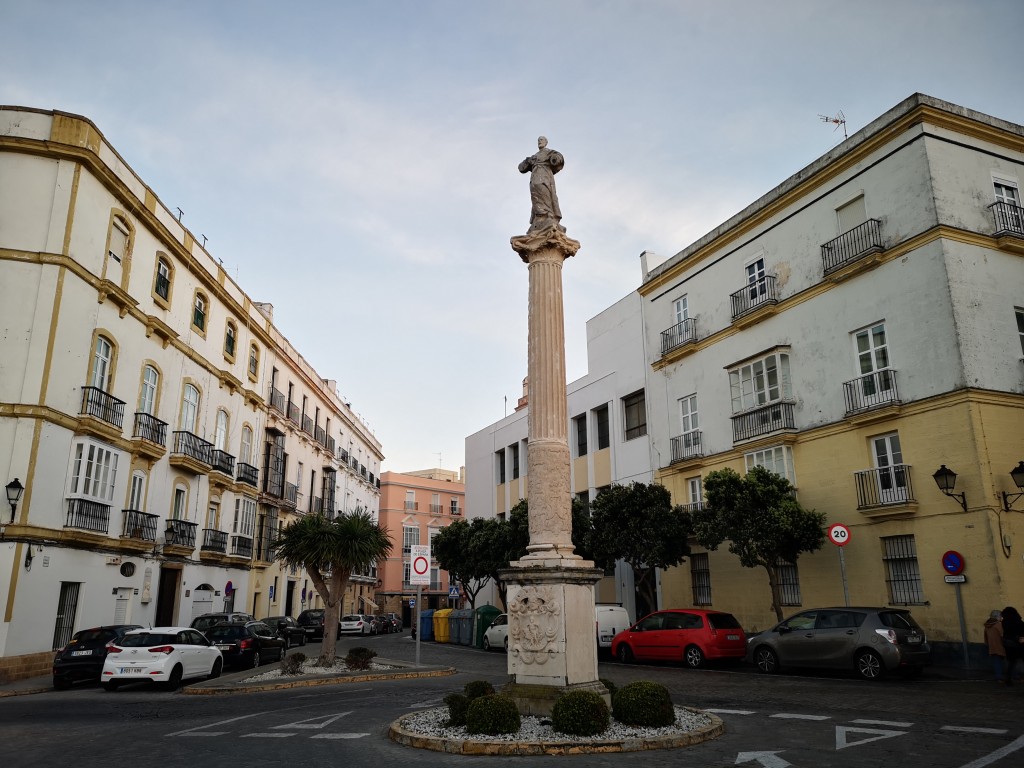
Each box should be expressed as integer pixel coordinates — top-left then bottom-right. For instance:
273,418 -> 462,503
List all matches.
985,610 -> 1007,682
1001,606 -> 1024,686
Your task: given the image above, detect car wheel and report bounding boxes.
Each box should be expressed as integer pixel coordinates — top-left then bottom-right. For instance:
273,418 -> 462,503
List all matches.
279,645 -> 286,662
299,634 -> 306,647
754,646 -> 780,674
251,651 -> 261,669
856,650 -> 884,680
164,664 -> 183,691
483,636 -> 492,651
101,680 -> 119,692
208,658 -> 222,680
616,644 -> 634,664
684,645 -> 705,669
503,636 -> 508,652
53,676 -> 71,691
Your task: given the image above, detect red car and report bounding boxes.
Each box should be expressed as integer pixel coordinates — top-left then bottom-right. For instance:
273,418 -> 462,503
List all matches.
611,609 -> 747,668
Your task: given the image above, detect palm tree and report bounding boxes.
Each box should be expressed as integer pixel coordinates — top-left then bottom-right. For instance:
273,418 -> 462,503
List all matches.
274,508 -> 392,666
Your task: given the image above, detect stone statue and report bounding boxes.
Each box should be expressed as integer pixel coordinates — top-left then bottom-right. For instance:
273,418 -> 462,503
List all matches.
519,136 -> 565,233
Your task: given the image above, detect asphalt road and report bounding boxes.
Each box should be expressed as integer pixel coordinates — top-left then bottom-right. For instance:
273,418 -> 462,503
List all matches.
2,631 -> 1021,768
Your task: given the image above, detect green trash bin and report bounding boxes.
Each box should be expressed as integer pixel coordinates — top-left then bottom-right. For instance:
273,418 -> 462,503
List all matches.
432,608 -> 453,642
474,605 -> 501,648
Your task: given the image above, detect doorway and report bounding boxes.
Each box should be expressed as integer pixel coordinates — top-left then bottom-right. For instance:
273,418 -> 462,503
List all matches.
155,567 -> 181,626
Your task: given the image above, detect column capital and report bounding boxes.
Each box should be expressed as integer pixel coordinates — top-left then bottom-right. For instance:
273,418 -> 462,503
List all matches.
511,227 -> 581,263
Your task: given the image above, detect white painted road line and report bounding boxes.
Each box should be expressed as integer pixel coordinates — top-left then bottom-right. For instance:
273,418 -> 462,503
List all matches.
176,732 -> 227,737
771,713 -> 831,720
942,726 -> 1009,735
241,733 -> 297,738
705,709 -> 756,715
166,710 -> 269,737
836,726 -> 907,750
852,719 -> 914,728
311,733 -> 371,739
957,733 -> 1024,768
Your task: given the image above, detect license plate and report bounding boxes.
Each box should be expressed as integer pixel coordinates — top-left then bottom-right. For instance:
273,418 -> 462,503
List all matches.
727,635 -> 740,641
72,650 -> 92,656
119,667 -> 141,674
906,635 -> 923,644
216,644 -> 232,651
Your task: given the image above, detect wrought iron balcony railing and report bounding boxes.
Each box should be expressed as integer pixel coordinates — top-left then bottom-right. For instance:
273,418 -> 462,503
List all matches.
821,218 -> 883,274
990,200 -> 1024,237
730,275 -> 778,320
340,449 -> 350,463
311,496 -> 323,515
121,509 -> 159,541
679,501 -> 706,513
302,415 -> 314,435
731,401 -> 796,442
450,507 -> 463,515
315,425 -> 327,445
211,449 -> 236,476
855,464 -> 915,508
843,369 -> 900,415
66,498 -> 110,533
236,462 -> 259,487
201,528 -> 228,553
172,431 -> 213,466
326,435 -> 336,454
287,401 -> 300,424
231,535 -> 253,559
660,318 -> 697,355
132,412 -> 167,445
283,482 -> 298,507
430,504 -> 443,515
670,430 -> 703,463
404,501 -> 419,511
165,518 -> 198,548
80,386 -> 125,429
268,386 -> 286,413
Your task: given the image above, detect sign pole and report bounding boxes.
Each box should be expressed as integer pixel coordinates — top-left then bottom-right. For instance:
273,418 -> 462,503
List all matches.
953,582 -> 969,669
838,547 -> 850,607
415,585 -> 422,667
827,524 -> 851,607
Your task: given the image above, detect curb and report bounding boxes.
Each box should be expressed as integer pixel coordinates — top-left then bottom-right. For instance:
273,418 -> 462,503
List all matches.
388,708 -> 725,755
184,665 -> 456,695
0,686 -> 51,698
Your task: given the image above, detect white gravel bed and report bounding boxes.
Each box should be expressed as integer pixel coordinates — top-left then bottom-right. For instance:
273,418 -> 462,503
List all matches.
242,659 -> 397,682
400,704 -> 712,743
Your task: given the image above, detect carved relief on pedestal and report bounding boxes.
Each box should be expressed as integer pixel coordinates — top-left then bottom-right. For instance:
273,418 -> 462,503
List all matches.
508,586 -> 561,665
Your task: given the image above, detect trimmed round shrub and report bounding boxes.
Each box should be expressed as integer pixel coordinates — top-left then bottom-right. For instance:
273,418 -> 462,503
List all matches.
344,646 -> 377,670
444,692 -> 470,727
463,679 -> 495,700
551,689 -> 610,736
599,678 -> 617,697
612,680 -> 675,727
280,652 -> 306,675
466,694 -> 521,735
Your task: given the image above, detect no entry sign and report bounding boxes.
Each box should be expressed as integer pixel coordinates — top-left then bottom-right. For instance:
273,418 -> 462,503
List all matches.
409,544 -> 431,586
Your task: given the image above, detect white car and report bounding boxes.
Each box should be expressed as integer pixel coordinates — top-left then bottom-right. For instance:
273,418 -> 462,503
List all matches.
101,627 -> 223,691
339,614 -> 372,635
483,614 -> 508,651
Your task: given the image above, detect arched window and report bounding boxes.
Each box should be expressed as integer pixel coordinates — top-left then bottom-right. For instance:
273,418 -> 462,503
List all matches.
180,383 -> 200,432
248,343 -> 260,380
138,364 -> 159,415
129,470 -> 147,511
152,254 -> 174,308
240,425 -> 253,465
108,216 -> 130,263
192,292 -> 208,333
214,409 -> 229,451
91,335 -> 114,391
224,321 -> 237,360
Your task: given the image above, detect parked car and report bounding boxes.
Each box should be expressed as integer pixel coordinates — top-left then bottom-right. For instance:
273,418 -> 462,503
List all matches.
297,609 -> 327,640
483,613 -> 508,652
204,621 -> 287,668
612,609 -> 747,668
260,616 -> 307,648
340,614 -> 373,635
101,627 -> 222,691
382,612 -> 403,632
595,604 -> 631,652
52,624 -> 143,689
747,606 -> 930,680
370,614 -> 391,634
189,612 -> 255,635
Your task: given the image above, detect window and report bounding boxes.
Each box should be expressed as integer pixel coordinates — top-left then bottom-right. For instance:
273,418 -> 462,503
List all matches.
129,471 -> 146,511
403,561 -> 411,585
995,178 -> 1020,206
1016,308 -> 1024,357
836,195 -> 867,234
402,525 -> 420,554
594,405 -> 610,450
431,493 -> 441,514
214,410 -> 228,451
745,445 -> 796,486
575,490 -> 589,507
729,351 -> 791,413
91,335 -> 114,391
171,486 -> 187,520
882,534 -> 924,603
192,292 -> 208,333
853,322 -> 894,400
206,503 -> 219,529
574,414 -> 588,457
154,257 -> 172,303
224,322 -> 237,359
234,497 -> 256,536
240,426 -> 253,466
622,390 -> 647,441
248,344 -> 260,380
138,365 -> 159,415
180,383 -> 200,432
679,393 -> 699,441
687,476 -> 703,506
495,449 -> 506,484
108,217 -> 129,263
994,177 -> 1023,233
690,553 -> 711,605
69,440 -> 119,502
673,295 -> 689,324
746,256 -> 767,301
510,443 -> 520,479
777,559 -> 801,605
450,497 -> 460,514
872,432 -> 908,504
404,489 -> 415,510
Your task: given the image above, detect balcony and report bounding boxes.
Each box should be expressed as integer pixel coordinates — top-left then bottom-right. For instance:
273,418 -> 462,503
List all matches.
254,532 -> 276,564
430,504 -> 443,516
131,412 -> 168,460
855,464 -> 916,517
315,425 -> 327,446
65,498 -> 110,534
311,496 -> 323,515
404,501 -> 419,511
230,535 -> 253,559
821,218 -> 884,276
211,448 -> 235,474
80,386 -> 125,432
287,401 -> 300,424
170,431 -> 213,474
340,449 -> 350,464
843,369 -> 901,416
730,276 -> 778,323
268,386 -> 286,413
121,509 -> 159,542
236,462 -> 259,488
990,201 -> 1024,254
680,501 -> 706,513
201,528 -> 228,554
670,430 -> 703,463
450,506 -> 462,516
326,435 -> 336,454
165,518 -> 198,550
660,318 -> 697,355
283,482 -> 298,509
302,415 -> 314,435
731,401 -> 796,442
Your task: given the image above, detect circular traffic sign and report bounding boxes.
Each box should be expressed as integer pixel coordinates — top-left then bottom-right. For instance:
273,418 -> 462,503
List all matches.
828,524 -> 851,547
941,550 -> 965,575
412,554 -> 430,577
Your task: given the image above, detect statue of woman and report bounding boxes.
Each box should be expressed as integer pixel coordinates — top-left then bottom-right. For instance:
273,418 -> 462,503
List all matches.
518,136 -> 565,233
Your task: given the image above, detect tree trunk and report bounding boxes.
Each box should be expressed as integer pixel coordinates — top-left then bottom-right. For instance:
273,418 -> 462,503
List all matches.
634,566 -> 657,618
309,567 -> 347,667
764,563 -> 783,621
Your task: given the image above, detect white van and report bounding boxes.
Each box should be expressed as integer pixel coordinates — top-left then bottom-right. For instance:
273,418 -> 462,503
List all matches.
595,604 -> 631,651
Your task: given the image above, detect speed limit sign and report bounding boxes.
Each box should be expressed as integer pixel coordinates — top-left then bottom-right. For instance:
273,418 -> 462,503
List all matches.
828,523 -> 851,547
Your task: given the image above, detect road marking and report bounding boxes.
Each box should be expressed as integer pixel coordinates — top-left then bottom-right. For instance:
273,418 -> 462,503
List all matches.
735,750 -> 790,767
166,710 -> 269,737
311,733 -> 371,739
706,709 -> 756,715
942,726 -> 1009,735
241,733 -> 297,738
852,719 -> 913,728
272,712 -> 351,730
176,732 -> 227,737
771,713 -> 830,720
957,734 -> 1024,768
836,726 -> 907,750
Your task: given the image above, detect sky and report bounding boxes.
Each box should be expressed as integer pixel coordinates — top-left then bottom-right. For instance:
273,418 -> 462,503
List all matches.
4,0 -> 1022,474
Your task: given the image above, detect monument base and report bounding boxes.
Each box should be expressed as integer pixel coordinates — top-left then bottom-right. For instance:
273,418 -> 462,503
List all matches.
498,561 -> 607,717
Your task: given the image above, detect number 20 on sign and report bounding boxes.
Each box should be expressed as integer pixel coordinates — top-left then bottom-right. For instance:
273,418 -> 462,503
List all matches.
828,523 -> 851,547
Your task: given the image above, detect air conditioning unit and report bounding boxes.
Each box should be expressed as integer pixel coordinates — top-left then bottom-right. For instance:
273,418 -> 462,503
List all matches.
106,556 -> 122,566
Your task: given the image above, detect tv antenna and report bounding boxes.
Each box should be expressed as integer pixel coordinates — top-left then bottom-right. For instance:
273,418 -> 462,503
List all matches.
819,110 -> 847,139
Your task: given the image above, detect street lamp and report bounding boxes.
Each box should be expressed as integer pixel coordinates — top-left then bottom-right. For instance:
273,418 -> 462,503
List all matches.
6,478 -> 24,524
1002,461 -> 1024,513
932,465 -> 967,512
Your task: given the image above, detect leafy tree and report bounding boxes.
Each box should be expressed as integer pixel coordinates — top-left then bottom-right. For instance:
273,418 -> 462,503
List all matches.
274,508 -> 392,666
588,483 -> 692,616
431,518 -> 492,609
688,466 -> 827,621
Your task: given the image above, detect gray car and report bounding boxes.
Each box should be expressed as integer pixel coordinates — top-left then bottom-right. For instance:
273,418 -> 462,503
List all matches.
747,607 -> 930,680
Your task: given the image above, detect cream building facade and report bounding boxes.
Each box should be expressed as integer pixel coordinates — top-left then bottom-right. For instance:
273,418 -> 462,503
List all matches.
0,107 -> 382,682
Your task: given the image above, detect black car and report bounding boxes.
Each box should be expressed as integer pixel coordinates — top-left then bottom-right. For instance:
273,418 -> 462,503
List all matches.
297,609 -> 327,640
204,621 -> 287,668
53,624 -> 143,689
190,612 -> 255,635
260,616 -> 307,648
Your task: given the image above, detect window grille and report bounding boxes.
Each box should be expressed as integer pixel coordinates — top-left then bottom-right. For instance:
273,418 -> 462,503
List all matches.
690,553 -> 712,606
882,534 -> 924,604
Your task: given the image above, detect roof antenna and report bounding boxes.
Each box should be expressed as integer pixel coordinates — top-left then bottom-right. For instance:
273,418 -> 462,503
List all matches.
819,110 -> 847,140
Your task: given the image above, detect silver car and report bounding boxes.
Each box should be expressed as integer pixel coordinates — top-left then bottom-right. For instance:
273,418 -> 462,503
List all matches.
747,607 -> 930,680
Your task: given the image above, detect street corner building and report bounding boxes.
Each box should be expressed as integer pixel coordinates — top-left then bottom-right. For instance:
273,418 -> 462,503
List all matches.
0,107 -> 384,683
465,93 -> 1024,663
